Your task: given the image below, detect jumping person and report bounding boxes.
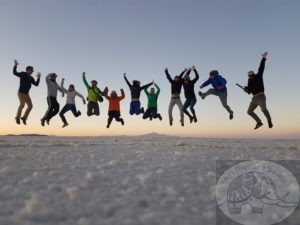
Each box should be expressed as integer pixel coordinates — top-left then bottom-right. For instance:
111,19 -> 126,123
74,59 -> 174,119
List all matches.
198,70 -> 234,120
59,78 -> 86,128
104,87 -> 125,128
182,66 -> 199,123
243,51 -> 273,129
143,83 -> 162,121
123,73 -> 153,115
41,73 -> 62,126
165,67 -> 187,126
13,59 -> 41,125
82,72 -> 104,116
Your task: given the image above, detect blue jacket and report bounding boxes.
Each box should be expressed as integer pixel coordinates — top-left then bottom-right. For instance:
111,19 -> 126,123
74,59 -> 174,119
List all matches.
201,75 -> 227,93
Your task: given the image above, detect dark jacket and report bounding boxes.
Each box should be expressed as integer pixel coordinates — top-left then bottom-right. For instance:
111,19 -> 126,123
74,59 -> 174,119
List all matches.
183,69 -> 199,99
124,76 -> 152,100
201,74 -> 227,93
165,69 -> 185,95
13,65 -> 40,94
245,58 -> 266,95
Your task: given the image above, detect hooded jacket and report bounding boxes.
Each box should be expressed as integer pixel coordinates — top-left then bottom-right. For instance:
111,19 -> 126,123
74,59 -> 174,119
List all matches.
182,69 -> 199,99
201,75 -> 227,93
144,84 -> 160,108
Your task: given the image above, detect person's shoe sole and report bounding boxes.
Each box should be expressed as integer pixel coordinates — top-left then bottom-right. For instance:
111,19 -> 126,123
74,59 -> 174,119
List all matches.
15,118 -> 21,125
21,118 -> 26,125
268,121 -> 273,128
254,123 -> 263,130
229,114 -> 233,120
193,117 -> 197,123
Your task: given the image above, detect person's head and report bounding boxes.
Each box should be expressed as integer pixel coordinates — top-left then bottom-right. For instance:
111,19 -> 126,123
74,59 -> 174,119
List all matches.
111,90 -> 117,98
133,80 -> 140,87
174,75 -> 180,82
69,84 -> 75,91
50,73 -> 57,81
26,66 -> 34,75
150,87 -> 155,95
248,71 -> 255,80
183,74 -> 190,84
91,80 -> 97,87
209,70 -> 219,79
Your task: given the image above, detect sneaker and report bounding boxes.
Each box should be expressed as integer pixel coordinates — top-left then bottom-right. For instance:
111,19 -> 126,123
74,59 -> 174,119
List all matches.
46,119 -> 50,125
41,119 -> 45,126
180,120 -> 184,127
141,107 -> 145,114
121,119 -> 124,125
189,116 -> 193,123
229,114 -> 233,120
193,116 -> 197,123
254,122 -> 263,130
107,123 -> 111,128
21,117 -> 27,125
268,120 -> 273,128
15,117 -> 21,125
158,115 -> 162,121
170,120 -> 173,126
198,91 -> 205,99
77,111 -> 81,116
62,123 -> 69,128
150,116 -> 153,121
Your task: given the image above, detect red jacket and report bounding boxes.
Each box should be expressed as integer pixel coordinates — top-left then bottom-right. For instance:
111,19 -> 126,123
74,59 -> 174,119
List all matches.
105,89 -> 125,112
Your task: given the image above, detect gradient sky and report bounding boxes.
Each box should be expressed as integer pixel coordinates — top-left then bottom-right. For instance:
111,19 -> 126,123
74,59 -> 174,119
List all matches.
0,0 -> 299,138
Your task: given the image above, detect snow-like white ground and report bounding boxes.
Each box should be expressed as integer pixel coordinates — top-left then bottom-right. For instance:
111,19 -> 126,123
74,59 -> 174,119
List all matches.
0,136 -> 299,225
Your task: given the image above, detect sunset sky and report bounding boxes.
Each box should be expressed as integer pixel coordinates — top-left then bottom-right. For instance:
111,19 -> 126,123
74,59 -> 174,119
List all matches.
0,0 -> 299,138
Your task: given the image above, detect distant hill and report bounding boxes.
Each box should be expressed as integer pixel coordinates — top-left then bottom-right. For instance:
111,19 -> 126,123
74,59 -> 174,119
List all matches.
6,134 -> 48,137
138,132 -> 177,139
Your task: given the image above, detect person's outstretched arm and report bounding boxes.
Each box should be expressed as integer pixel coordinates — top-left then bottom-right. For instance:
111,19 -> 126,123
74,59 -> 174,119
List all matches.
192,66 -> 199,83
45,73 -> 52,84
144,87 -> 150,96
32,72 -> 41,86
98,88 -> 105,96
82,72 -> 91,89
200,78 -> 211,89
141,80 -> 153,90
76,91 -> 86,104
257,51 -> 268,77
179,68 -> 188,79
104,87 -> 111,100
165,68 -> 172,83
60,78 -> 67,94
123,73 -> 132,88
120,89 -> 125,100
13,59 -> 21,77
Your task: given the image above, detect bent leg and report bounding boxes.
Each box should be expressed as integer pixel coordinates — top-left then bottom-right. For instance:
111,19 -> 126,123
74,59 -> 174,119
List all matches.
168,98 -> 175,122
219,92 -> 233,114
189,98 -> 197,117
202,89 -> 219,98
247,99 -> 261,123
183,99 -> 192,118
16,92 -> 26,119
22,95 -> 33,120
94,103 -> 100,116
59,105 -> 70,124
257,95 -> 272,122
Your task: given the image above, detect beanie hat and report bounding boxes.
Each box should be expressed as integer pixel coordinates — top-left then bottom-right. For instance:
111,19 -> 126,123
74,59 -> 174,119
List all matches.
248,71 -> 255,76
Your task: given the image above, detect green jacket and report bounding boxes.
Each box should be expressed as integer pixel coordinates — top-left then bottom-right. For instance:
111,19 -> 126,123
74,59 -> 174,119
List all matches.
144,84 -> 160,108
82,75 -> 104,103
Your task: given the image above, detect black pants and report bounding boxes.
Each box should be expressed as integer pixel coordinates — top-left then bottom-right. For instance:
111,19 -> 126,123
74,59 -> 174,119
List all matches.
143,107 -> 161,120
43,97 -> 60,121
87,102 -> 99,116
108,111 -> 123,125
59,104 -> 80,124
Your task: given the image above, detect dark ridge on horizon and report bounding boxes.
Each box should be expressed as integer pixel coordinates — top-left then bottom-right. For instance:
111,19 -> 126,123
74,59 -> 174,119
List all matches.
6,134 -> 48,137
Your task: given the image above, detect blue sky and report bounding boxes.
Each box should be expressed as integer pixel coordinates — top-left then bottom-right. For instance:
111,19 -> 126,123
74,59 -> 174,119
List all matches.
0,0 -> 299,138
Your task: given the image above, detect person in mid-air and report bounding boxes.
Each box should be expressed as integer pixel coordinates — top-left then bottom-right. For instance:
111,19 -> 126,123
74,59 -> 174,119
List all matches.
41,73 -> 62,126
165,67 -> 187,126
104,87 -> 125,128
59,78 -> 86,128
13,59 -> 41,125
243,51 -> 273,129
198,70 -> 234,120
124,73 -> 153,115
143,83 -> 162,121
82,72 -> 104,117
182,66 -> 199,123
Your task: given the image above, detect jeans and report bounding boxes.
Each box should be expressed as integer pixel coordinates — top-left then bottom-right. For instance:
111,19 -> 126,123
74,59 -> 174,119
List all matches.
129,101 -> 143,115
42,97 -> 60,121
182,98 -> 197,118
59,104 -> 81,124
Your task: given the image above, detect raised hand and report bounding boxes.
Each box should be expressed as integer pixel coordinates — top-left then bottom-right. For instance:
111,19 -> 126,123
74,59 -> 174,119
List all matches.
192,65 -> 196,70
123,73 -> 127,77
36,72 -> 41,78
261,51 -> 268,58
14,59 -> 19,66
165,67 -> 168,71
83,72 -> 86,76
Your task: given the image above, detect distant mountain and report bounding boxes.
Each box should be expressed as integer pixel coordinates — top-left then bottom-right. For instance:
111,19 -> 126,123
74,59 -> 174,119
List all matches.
6,134 -> 48,137
138,132 -> 177,139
